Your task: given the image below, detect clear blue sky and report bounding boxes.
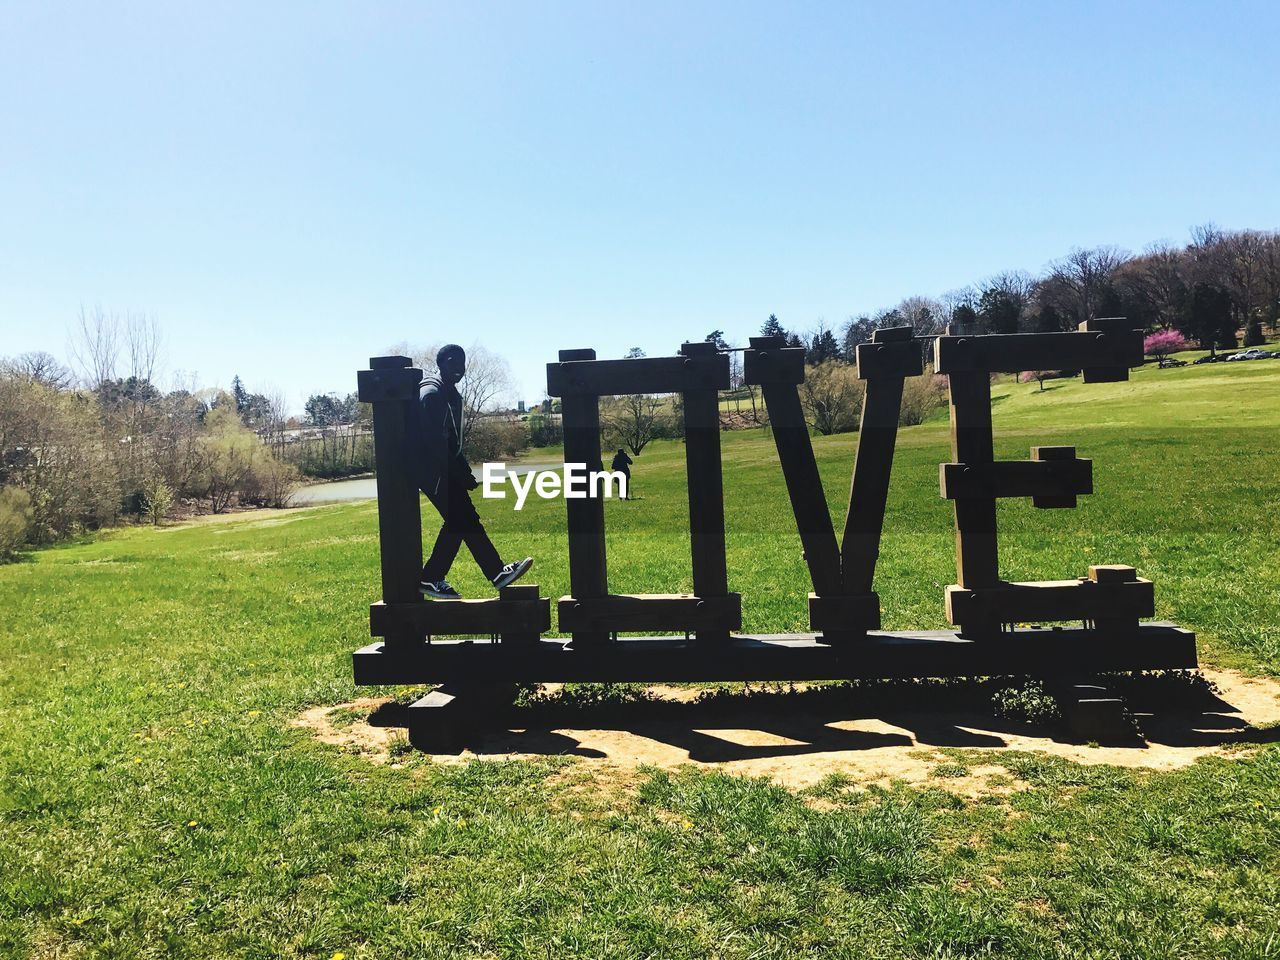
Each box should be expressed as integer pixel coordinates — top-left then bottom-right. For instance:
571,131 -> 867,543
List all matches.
2,1 -> 1277,411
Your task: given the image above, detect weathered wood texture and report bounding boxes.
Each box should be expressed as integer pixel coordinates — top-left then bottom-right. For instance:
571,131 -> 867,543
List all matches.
854,338 -> 924,380
808,592 -> 882,632
939,453 -> 1092,503
557,593 -> 743,633
353,624 -> 1197,685
757,379 -> 842,595
680,341 -> 732,643
547,354 -> 729,397
945,577 -> 1155,625
357,357 -> 424,620
558,349 -> 610,647
370,591 -> 551,638
947,371 -> 999,589
842,328 -> 920,595
934,329 -> 1143,375
406,682 -> 520,751
743,337 -> 805,384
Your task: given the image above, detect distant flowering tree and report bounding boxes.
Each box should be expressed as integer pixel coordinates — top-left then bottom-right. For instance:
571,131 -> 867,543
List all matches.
1020,370 -> 1051,391
1143,330 -> 1189,360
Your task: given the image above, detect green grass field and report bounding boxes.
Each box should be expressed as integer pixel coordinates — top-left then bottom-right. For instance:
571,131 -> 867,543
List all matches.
3,359 -> 1280,957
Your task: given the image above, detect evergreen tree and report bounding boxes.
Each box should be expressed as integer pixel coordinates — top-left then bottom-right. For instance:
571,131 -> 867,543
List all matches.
976,288 -> 1022,335
231,375 -> 250,415
760,314 -> 786,340
951,304 -> 979,334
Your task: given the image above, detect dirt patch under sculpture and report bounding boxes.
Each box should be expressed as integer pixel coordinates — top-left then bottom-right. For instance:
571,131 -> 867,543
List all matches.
294,668 -> 1280,794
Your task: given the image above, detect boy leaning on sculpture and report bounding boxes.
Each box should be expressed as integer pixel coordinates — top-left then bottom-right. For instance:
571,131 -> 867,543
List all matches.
409,343 -> 532,600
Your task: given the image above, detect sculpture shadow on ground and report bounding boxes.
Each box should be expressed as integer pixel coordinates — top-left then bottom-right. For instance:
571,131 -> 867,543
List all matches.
362,676 -> 1280,761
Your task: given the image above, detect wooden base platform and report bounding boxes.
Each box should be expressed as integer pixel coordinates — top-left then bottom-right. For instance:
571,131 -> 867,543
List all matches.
353,622 -> 1196,685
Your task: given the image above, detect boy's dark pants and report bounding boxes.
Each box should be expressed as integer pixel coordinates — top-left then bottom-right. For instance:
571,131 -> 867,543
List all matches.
421,482 -> 502,583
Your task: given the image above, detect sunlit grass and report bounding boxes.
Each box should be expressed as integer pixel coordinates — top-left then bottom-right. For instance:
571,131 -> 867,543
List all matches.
2,359 -> 1279,956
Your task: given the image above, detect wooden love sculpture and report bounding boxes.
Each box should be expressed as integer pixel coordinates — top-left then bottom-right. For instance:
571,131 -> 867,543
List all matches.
353,320 -> 1195,744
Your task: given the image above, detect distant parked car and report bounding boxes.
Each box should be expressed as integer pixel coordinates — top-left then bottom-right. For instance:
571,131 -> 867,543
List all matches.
1193,354 -> 1227,364
1158,357 -> 1187,368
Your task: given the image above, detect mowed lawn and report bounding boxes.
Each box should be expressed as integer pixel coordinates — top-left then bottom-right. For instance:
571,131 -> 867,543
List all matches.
3,358 -> 1280,957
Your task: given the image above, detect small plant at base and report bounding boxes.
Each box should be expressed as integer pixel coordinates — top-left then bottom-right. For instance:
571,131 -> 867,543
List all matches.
992,680 -> 1061,725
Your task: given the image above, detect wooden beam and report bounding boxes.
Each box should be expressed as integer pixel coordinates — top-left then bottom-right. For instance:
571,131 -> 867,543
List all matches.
945,577 -> 1155,625
759,381 -> 842,595
680,342 -> 732,644
1030,445 -> 1085,508
370,594 -> 551,637
352,623 -> 1197,684
854,339 -> 923,380
557,348 -> 609,647
547,354 -> 729,397
947,371 -> 1000,588
808,592 -> 882,633
557,593 -> 742,633
939,455 -> 1092,503
934,331 -> 1143,375
360,357 -> 424,624
841,375 -> 905,594
356,366 -> 420,403
743,344 -> 805,385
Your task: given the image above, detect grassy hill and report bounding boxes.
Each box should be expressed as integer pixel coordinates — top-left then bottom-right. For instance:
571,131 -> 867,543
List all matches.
2,358 -> 1279,957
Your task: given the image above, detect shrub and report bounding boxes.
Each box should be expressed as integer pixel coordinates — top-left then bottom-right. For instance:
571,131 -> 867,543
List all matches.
465,417 -> 528,463
799,361 -> 864,435
1143,330 -> 1190,359
992,680 -> 1061,725
252,457 -> 299,509
0,374 -> 119,541
197,407 -> 262,513
140,476 -> 174,525
526,411 -> 562,447
0,486 -> 34,558
899,373 -> 947,425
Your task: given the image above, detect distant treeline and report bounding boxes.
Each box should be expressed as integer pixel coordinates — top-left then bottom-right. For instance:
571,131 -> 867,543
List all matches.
761,225 -> 1279,363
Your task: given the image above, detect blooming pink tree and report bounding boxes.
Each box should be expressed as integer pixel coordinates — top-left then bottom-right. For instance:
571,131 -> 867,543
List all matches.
1144,330 -> 1189,360
1020,370 -> 1051,391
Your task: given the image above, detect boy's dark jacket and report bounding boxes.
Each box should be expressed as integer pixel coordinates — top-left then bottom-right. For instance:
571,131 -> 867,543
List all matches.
410,375 -> 472,498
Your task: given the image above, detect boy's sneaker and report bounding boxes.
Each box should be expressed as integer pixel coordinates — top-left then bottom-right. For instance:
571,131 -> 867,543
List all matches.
419,579 -> 461,600
492,557 -> 533,589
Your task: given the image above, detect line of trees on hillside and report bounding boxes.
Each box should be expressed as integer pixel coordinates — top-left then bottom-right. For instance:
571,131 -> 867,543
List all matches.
710,225 -> 1280,436
0,310 -> 301,557
819,225 -> 1278,359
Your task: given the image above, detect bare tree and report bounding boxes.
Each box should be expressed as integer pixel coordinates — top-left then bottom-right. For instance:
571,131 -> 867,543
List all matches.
1261,231 -> 1280,332
1114,242 -> 1189,331
69,305 -> 120,388
981,271 -> 1036,318
894,295 -> 947,336
1,351 -> 71,388
601,393 -> 671,455
1045,247 -> 1130,323
124,312 -> 163,384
